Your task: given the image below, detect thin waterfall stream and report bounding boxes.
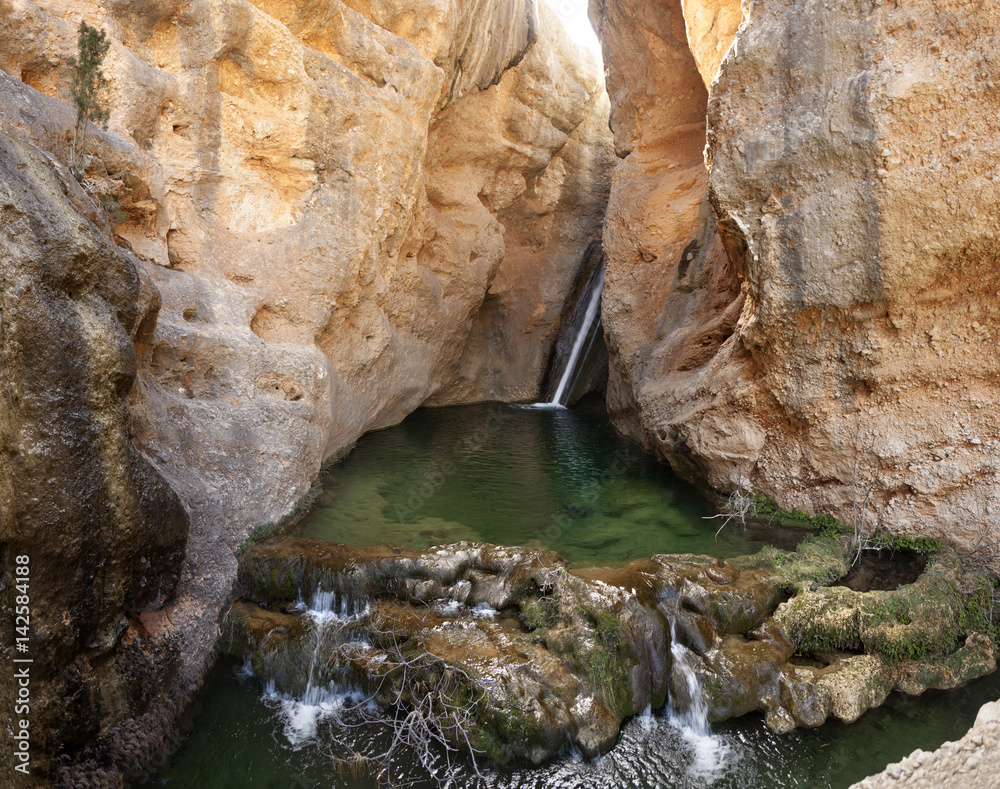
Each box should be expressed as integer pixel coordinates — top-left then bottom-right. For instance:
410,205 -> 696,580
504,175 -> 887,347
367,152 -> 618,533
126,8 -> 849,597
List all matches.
548,264 -> 604,406
542,245 -> 606,407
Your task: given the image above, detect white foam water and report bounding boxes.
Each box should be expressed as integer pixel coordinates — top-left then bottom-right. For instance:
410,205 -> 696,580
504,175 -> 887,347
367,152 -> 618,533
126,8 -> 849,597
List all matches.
304,585 -> 368,622
263,680 -> 367,749
667,618 -> 732,781
261,585 -> 373,748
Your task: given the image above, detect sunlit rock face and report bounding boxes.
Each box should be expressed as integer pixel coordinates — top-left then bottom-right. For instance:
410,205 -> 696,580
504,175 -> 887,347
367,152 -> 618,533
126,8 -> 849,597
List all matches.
0,0 -> 612,779
593,0 -> 1000,548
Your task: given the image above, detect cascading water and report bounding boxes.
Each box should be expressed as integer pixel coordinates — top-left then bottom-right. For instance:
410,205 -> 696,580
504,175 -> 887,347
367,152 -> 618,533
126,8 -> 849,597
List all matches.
541,244 -> 606,407
264,584 -> 370,747
667,617 -> 730,778
668,618 -> 711,736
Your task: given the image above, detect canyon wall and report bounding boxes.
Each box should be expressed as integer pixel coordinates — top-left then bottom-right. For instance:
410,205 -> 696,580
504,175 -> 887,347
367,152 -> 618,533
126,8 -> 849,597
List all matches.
593,0 -> 1000,550
0,0 -> 612,780
0,132 -> 189,784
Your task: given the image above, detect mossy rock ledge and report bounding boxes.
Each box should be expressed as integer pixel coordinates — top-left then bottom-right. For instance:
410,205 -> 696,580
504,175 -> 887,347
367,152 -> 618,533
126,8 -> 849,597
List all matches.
224,535 -> 998,764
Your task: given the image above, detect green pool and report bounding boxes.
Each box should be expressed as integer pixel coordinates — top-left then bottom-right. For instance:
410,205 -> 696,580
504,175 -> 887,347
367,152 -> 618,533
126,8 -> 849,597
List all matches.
297,401 -> 799,567
136,402 -> 998,789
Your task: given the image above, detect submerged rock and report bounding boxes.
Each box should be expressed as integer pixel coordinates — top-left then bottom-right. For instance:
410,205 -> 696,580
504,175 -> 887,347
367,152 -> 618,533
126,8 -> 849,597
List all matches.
227,536 -> 998,765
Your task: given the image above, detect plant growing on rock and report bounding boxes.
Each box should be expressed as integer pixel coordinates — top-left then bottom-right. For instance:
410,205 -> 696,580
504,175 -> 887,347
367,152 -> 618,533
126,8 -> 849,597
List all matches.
68,20 -> 111,180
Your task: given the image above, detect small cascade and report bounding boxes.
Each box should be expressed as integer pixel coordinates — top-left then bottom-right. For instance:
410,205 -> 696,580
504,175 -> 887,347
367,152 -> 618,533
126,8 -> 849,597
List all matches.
262,585 -> 371,747
542,245 -> 606,407
667,617 -> 730,778
305,585 -> 368,622
667,618 -> 711,737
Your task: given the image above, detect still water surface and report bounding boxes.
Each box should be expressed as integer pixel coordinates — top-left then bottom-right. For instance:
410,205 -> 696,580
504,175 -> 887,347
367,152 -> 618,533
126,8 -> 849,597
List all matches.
298,402 -> 797,566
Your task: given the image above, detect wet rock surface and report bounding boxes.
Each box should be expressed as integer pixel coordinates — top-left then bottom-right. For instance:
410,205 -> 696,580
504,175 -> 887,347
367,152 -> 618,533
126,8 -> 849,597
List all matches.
227,536 -> 998,765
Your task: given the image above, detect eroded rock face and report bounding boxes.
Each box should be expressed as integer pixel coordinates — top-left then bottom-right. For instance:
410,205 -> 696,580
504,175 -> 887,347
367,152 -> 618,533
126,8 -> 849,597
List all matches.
0,0 -> 612,779
589,0 -> 746,466
0,134 -> 189,784
594,0 -> 1000,548
0,0 -> 612,524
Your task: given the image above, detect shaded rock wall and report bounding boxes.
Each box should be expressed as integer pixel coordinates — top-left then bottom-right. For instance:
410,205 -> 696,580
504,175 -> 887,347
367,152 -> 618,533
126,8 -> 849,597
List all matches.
0,133 -> 189,783
0,0 -> 612,779
593,0 -> 1000,548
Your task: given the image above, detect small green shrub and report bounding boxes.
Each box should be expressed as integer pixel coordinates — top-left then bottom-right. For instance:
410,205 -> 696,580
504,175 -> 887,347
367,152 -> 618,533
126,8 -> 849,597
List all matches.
68,21 -> 111,179
521,598 -> 560,630
98,193 -> 128,226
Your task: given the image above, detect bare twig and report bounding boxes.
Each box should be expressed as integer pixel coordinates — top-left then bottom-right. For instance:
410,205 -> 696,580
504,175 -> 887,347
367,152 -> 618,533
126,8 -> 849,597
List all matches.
307,615 -> 489,787
703,489 -> 755,537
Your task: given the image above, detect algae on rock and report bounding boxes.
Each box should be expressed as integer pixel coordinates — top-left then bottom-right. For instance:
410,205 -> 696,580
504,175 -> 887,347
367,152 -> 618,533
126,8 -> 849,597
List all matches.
224,534 -> 997,767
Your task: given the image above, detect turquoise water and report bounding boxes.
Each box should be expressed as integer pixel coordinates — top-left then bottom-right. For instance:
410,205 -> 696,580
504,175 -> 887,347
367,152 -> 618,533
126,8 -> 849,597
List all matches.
297,402 -> 801,567
136,402 -> 999,788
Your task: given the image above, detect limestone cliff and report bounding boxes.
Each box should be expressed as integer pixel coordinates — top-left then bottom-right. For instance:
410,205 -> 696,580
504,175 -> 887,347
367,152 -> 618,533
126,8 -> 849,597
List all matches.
593,0 -> 1000,550
0,0 -> 612,779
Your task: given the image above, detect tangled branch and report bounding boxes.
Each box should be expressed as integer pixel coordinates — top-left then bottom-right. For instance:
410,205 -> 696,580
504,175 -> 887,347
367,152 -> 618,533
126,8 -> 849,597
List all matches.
316,618 -> 488,787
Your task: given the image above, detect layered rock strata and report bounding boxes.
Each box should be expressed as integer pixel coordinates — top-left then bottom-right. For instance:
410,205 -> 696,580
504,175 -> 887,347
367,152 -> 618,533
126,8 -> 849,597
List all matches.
593,0 -> 1000,549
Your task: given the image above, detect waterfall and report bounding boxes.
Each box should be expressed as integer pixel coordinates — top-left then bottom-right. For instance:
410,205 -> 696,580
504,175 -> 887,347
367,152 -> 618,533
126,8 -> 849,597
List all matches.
263,585 -> 370,747
668,618 -> 711,737
667,617 -> 730,777
542,245 -> 605,407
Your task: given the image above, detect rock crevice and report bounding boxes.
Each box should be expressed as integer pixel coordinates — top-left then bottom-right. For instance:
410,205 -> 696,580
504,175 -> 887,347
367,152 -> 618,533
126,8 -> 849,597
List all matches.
593,0 -> 1000,548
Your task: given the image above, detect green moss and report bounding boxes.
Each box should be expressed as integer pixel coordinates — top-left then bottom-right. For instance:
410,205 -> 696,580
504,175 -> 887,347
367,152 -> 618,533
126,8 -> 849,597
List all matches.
863,533 -> 943,555
747,493 -> 944,558
510,577 -> 539,603
219,608 -> 250,657
733,534 -> 852,593
472,703 -> 548,765
521,598 -> 560,630
748,493 -> 844,533
237,562 -> 298,604
577,606 -> 636,717
776,547 -> 999,664
367,562 -> 407,597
